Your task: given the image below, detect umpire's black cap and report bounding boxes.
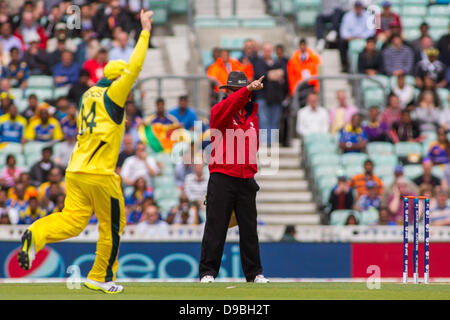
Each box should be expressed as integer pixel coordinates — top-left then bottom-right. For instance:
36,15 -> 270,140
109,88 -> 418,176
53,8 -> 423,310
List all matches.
219,71 -> 248,90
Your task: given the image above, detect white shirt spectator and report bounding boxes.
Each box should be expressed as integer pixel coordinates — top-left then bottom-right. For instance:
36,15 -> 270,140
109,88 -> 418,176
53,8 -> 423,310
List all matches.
430,204 -> 450,226
0,34 -> 22,56
135,220 -> 169,236
392,82 -> 415,109
121,155 -> 159,187
109,45 -> 134,61
53,140 -> 75,168
296,105 -> 329,136
184,171 -> 208,202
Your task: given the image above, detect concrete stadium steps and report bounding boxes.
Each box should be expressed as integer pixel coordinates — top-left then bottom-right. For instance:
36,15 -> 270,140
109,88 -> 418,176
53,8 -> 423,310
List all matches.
255,139 -> 319,225
257,191 -> 312,203
259,213 -> 321,225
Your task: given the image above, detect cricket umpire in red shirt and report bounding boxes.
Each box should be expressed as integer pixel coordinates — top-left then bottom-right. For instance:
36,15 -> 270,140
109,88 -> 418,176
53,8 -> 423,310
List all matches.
199,71 -> 269,283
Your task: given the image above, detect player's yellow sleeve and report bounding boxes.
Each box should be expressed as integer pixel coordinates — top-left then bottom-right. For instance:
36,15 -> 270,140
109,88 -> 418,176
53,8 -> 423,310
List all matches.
107,30 -> 150,107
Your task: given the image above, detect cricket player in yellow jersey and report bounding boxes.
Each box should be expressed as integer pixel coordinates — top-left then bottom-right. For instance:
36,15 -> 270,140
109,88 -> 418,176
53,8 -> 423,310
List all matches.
17,10 -> 154,294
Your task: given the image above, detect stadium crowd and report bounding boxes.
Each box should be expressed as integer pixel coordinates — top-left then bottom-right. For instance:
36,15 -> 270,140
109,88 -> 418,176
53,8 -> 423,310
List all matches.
0,0 -> 449,229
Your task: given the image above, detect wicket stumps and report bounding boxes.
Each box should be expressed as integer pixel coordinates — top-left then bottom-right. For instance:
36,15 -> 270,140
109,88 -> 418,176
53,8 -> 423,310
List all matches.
403,196 -> 430,284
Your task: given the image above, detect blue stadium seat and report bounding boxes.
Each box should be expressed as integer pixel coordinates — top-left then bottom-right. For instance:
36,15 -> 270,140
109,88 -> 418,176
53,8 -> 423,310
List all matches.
340,153 -> 368,167
428,5 -> 449,16
367,142 -> 394,155
402,5 -> 427,16
27,75 -> 53,88
169,0 -> 188,14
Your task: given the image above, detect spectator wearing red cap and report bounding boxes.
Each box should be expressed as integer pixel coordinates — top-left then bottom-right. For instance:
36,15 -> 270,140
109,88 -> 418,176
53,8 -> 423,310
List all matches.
376,1 -> 402,42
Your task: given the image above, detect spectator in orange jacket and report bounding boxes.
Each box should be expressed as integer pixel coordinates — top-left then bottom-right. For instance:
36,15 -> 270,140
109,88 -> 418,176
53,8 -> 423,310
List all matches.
207,49 -> 254,92
287,39 -> 322,96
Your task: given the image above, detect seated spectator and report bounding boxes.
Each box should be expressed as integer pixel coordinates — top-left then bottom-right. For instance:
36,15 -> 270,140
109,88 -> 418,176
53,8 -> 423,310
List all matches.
50,193 -> 66,214
427,127 -> 450,165
169,95 -> 198,130
166,193 -> 200,225
358,37 -> 383,75
135,205 -> 169,235
52,50 -> 81,87
314,0 -> 346,52
339,113 -> 368,153
0,189 -> 9,225
125,95 -> 143,122
29,146 -> 59,186
25,104 -> 64,142
17,196 -> 47,225
6,182 -> 29,223
430,187 -> 450,226
0,104 -> 26,143
97,0 -> 132,40
82,48 -> 108,86
378,207 -> 397,225
392,74 -> 415,108
355,180 -> 381,211
296,93 -> 329,136
125,177 -> 153,208
380,94 -> 402,129
46,22 -> 77,54
329,90 -> 358,134
21,93 -> 38,121
53,132 -> 76,169
414,98 -> 441,134
14,10 -> 48,50
414,35 -> 434,66
381,164 -> 419,206
415,48 -> 447,89
38,167 -> 65,199
48,38 -> 66,69
418,77 -> 442,107
67,69 -> 90,104
287,38 -> 321,95
144,98 -> 180,126
413,158 -> 442,188
22,31 -> 49,75
389,110 -> 421,143
387,177 -> 417,223
175,142 -> 195,188
437,29 -> 449,68
59,103 -> 77,139
280,225 -> 297,242
109,31 -> 134,61
120,141 -> 160,187
411,23 -> 431,52
8,172 -> 38,201
382,35 -> 414,76
376,1 -> 402,42
1,47 -> 29,89
0,154 -> 22,189
351,159 -> 384,199
207,49 -> 252,92
363,106 -> 389,142
345,214 -> 359,225
328,173 -> 354,213
339,1 -> 374,72
116,134 -> 135,175
0,22 -> 22,57
184,164 -> 208,204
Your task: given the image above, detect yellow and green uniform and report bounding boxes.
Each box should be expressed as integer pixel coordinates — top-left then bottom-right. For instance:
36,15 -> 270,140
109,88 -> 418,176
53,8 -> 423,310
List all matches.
28,30 -> 151,283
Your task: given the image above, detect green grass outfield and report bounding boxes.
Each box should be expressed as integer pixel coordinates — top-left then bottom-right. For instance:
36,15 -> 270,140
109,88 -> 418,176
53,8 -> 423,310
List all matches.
1,282 -> 450,300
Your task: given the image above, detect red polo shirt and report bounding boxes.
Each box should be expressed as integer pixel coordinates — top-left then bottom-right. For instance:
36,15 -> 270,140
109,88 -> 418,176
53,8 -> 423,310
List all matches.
209,87 -> 259,179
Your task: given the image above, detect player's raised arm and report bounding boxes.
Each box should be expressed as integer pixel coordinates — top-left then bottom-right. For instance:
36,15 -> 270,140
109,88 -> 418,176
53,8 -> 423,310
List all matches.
106,9 -> 153,107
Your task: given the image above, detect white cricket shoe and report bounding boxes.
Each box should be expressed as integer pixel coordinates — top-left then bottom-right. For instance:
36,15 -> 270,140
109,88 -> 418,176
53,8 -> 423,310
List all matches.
84,278 -> 124,294
253,275 -> 270,283
200,275 -> 215,283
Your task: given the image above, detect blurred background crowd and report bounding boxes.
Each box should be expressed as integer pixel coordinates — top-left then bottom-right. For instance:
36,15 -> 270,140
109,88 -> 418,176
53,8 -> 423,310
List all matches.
0,0 -> 449,232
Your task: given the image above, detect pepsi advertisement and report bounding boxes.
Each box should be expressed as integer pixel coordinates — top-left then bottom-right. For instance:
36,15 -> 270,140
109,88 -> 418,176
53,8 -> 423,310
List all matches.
0,242 -> 351,279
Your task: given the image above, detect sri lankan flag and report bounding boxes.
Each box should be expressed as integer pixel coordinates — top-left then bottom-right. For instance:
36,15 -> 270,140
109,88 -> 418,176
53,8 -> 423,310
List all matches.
138,114 -> 189,153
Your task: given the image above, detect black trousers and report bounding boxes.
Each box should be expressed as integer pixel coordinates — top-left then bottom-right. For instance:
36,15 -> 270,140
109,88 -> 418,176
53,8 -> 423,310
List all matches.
199,172 -> 263,282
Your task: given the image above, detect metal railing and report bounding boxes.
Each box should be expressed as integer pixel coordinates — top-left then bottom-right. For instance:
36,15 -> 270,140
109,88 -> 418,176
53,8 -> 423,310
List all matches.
135,75 -> 211,114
